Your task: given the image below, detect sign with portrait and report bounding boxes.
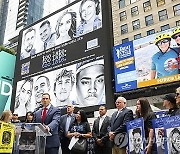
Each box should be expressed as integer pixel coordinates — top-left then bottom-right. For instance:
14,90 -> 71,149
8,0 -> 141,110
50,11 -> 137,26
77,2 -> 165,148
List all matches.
163,115 -> 180,154
0,51 -> 16,114
113,26 -> 180,92
12,0 -> 113,116
126,118 -> 145,154
0,122 -> 15,153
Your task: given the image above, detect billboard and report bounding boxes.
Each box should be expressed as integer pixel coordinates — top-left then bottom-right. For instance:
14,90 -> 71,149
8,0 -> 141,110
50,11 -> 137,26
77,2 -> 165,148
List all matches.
113,27 -> 180,92
12,0 -> 113,116
0,51 -> 16,114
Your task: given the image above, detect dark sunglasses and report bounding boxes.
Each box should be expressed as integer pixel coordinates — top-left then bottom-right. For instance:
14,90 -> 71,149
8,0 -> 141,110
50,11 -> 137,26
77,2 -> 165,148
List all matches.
174,34 -> 180,39
176,93 -> 180,96
157,39 -> 169,46
13,114 -> 18,116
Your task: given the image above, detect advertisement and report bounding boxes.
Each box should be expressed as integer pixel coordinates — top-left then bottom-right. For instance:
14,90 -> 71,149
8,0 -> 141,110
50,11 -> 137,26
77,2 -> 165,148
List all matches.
0,51 -> 16,114
113,27 -> 180,92
12,0 -> 113,116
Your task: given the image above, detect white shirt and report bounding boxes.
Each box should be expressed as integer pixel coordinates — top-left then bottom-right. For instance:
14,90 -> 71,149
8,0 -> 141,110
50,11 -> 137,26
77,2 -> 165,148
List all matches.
99,114 -> 106,132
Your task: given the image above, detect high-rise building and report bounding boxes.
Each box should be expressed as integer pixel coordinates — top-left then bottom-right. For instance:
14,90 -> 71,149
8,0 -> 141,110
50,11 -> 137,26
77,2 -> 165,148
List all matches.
112,0 -> 180,45
0,0 -> 9,45
4,0 -> 44,48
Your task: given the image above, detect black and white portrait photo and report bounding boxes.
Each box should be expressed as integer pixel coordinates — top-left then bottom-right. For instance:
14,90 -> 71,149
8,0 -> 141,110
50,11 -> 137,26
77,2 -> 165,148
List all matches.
14,78 -> 33,117
76,0 -> 102,36
76,59 -> 105,107
155,128 -> 165,154
20,28 -> 36,60
55,10 -> 76,45
166,127 -> 180,154
129,127 -> 144,154
54,65 -> 76,107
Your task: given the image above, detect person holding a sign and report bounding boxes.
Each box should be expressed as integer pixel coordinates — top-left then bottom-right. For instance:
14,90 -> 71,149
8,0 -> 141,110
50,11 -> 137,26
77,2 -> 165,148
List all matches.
55,10 -> 76,45
109,96 -> 133,154
175,87 -> 180,105
161,93 -> 180,116
76,0 -> 102,36
151,33 -> 179,79
135,98 -> 156,154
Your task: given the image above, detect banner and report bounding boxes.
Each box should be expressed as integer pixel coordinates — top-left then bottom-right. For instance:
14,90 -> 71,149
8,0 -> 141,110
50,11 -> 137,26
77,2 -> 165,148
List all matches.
12,0 -> 113,116
113,26 -> 180,92
127,118 -> 145,154
0,122 -> 15,153
0,51 -> 16,114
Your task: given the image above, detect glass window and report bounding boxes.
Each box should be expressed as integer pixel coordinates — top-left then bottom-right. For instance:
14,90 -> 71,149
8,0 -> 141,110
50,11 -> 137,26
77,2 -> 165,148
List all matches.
173,4 -> 180,16
176,20 -> 180,26
147,29 -> 155,36
158,9 -> 168,21
161,24 -> 170,31
119,0 -> 125,9
143,1 -> 151,12
134,33 -> 141,40
121,24 -> 128,34
145,14 -> 154,26
130,0 -> 137,4
122,38 -> 129,43
132,19 -> 140,30
119,11 -> 127,21
131,6 -> 139,17
156,0 -> 165,7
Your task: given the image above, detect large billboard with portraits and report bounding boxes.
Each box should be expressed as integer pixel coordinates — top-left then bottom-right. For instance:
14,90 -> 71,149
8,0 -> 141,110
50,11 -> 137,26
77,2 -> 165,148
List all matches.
113,26 -> 180,92
12,0 -> 113,116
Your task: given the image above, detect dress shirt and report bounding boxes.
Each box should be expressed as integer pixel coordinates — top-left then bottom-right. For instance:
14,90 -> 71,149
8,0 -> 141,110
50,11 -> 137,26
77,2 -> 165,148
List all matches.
99,114 -> 106,132
65,114 -> 72,134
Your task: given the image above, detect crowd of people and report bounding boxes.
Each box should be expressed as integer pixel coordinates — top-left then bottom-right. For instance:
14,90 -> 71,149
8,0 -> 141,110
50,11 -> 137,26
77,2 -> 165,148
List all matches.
0,85 -> 179,154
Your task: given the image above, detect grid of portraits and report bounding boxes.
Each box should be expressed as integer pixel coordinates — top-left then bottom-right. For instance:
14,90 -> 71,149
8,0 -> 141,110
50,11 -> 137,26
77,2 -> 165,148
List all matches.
14,59 -> 105,117
20,0 -> 102,60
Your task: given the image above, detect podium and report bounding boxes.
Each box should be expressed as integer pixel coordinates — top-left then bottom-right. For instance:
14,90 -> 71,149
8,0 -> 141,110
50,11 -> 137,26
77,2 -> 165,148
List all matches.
13,123 -> 51,154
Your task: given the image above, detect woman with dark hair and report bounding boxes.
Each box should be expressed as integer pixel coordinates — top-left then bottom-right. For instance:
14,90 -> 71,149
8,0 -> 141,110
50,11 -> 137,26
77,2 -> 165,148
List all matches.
55,10 -> 76,45
67,109 -> 92,154
135,98 -> 156,154
14,78 -> 33,117
169,128 -> 180,154
77,0 -> 102,36
25,111 -> 34,123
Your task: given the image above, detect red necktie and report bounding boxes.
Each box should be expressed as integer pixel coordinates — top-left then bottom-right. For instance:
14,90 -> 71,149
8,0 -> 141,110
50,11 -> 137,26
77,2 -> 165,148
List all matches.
42,107 -> 47,123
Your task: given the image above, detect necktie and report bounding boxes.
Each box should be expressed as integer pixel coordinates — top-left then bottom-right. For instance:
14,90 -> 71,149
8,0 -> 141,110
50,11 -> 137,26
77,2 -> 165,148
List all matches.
42,107 -> 47,123
65,115 -> 71,134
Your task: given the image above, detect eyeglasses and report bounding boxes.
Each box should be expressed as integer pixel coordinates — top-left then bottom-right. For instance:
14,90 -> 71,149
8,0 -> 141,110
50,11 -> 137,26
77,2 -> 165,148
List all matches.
115,101 -> 121,104
176,93 -> 180,96
174,34 -> 180,39
13,114 -> 18,116
157,39 -> 169,46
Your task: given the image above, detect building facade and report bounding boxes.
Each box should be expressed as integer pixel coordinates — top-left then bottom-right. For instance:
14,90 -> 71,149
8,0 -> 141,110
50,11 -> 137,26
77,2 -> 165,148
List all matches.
111,0 -> 180,45
0,0 -> 9,45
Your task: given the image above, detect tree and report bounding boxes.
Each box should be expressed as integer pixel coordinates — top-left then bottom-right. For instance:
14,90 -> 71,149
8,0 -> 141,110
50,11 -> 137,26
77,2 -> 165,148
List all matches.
0,45 -> 16,55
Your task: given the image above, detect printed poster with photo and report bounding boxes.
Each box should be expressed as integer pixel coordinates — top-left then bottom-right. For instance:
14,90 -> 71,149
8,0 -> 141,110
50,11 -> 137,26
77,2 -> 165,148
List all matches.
163,115 -> 180,154
126,118 -> 145,154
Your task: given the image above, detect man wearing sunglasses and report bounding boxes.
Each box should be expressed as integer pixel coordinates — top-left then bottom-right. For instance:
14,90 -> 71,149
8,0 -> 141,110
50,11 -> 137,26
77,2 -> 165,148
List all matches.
151,33 -> 179,79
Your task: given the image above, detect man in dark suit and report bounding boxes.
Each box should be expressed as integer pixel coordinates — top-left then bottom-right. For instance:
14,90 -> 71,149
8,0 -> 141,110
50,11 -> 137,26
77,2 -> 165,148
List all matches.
59,104 -> 75,154
92,106 -> 111,154
109,96 -> 133,154
33,93 -> 61,154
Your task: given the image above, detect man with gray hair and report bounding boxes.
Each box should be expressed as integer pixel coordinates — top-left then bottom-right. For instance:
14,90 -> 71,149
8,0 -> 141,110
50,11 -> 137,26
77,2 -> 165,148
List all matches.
109,96 -> 133,154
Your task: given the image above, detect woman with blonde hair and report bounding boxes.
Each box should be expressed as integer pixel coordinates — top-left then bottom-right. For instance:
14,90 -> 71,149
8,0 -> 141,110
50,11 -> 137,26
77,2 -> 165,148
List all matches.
0,110 -> 13,123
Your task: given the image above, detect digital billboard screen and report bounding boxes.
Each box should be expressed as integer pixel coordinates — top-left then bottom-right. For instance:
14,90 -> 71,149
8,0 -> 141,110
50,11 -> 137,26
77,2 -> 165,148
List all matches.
12,0 -> 113,117
113,27 -> 180,92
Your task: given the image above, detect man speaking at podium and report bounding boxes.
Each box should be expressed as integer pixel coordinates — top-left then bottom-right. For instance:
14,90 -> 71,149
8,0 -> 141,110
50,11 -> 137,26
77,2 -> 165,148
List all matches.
33,93 -> 61,154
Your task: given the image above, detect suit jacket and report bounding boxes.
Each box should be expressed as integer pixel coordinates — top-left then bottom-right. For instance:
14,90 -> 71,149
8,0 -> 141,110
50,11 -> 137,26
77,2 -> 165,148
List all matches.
33,104 -> 61,148
59,113 -> 76,141
92,115 -> 111,147
111,107 -> 133,135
